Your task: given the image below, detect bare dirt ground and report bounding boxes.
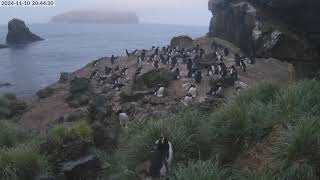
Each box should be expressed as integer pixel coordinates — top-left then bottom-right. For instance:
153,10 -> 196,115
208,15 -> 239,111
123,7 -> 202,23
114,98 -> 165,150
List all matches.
18,36 -> 289,133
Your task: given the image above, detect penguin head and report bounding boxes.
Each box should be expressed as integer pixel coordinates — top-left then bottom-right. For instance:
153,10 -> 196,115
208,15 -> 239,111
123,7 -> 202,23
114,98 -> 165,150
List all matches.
156,136 -> 169,150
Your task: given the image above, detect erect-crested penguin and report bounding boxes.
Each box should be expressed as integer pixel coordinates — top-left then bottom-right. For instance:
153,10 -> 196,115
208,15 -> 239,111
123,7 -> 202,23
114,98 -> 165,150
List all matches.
195,70 -> 202,83
154,84 -> 165,97
150,136 -> 173,178
188,68 -> 196,78
173,68 -> 180,80
111,55 -> 118,65
187,58 -> 193,71
188,84 -> 198,98
154,60 -> 159,69
118,110 -> 130,128
240,59 -> 247,72
181,93 -> 193,106
120,67 -> 128,76
90,69 -> 99,79
230,65 -> 238,80
207,83 -> 222,96
235,53 -> 241,67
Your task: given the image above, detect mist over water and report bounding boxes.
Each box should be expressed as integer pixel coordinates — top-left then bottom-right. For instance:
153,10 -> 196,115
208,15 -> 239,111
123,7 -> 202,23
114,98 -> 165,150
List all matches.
0,23 -> 207,96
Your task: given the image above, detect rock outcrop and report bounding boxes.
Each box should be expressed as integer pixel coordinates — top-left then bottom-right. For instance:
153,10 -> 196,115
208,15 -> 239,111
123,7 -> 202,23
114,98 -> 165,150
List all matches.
208,0 -> 320,63
170,36 -> 194,48
6,18 -> 43,44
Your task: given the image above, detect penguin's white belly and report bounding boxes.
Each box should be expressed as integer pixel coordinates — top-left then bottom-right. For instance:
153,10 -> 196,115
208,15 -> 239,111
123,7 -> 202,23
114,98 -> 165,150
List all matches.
160,142 -> 173,176
119,113 -> 129,126
182,96 -> 193,106
188,87 -> 197,98
156,87 -> 165,97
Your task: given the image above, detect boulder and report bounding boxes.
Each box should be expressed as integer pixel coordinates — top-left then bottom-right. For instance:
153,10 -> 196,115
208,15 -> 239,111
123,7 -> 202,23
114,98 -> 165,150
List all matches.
36,87 -> 54,99
134,68 -> 174,90
61,155 -> 101,180
170,35 -> 193,48
6,18 -> 43,44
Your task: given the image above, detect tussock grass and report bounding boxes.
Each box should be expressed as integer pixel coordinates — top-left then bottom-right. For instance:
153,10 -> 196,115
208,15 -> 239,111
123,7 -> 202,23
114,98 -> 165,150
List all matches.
272,117 -> 320,180
170,160 -> 229,180
50,120 -> 93,145
0,144 -> 44,180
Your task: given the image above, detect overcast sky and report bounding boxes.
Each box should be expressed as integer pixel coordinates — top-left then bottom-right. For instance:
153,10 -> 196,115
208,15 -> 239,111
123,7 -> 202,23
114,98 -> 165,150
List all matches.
0,0 -> 211,26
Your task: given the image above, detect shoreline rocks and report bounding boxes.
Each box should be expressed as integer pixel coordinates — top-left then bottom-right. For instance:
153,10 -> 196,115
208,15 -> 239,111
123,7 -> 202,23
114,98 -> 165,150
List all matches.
0,44 -> 8,49
6,18 -> 44,44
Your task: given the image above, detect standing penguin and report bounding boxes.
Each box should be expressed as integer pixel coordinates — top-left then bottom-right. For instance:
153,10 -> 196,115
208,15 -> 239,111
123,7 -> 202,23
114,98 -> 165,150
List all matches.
111,55 -> 118,65
230,65 -> 238,81
154,60 -> 159,69
195,70 -> 202,83
154,84 -> 165,97
181,93 -> 193,106
150,136 -> 173,179
235,53 -> 241,67
188,84 -> 198,98
207,83 -> 222,96
118,110 -> 130,128
240,59 -> 247,72
120,67 -> 128,77
173,68 -> 180,80
224,48 -> 229,57
187,58 -> 193,71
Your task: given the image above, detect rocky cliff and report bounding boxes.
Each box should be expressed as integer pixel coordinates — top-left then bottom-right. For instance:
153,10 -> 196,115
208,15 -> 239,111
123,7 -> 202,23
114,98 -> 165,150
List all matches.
208,0 -> 320,65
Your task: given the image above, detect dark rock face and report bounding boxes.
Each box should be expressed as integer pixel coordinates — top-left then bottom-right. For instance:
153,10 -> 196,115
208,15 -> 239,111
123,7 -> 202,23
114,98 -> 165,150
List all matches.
36,87 -> 55,99
6,19 -> 43,44
61,155 -> 101,180
59,72 -> 69,83
208,0 -> 320,62
88,95 -> 120,148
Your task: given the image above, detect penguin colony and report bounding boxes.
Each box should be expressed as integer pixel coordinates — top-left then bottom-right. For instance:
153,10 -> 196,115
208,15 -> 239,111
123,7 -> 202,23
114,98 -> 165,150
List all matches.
86,40 -> 256,179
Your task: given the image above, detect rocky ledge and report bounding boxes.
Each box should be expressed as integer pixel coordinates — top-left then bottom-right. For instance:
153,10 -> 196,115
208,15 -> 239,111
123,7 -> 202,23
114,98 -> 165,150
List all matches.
6,18 -> 44,44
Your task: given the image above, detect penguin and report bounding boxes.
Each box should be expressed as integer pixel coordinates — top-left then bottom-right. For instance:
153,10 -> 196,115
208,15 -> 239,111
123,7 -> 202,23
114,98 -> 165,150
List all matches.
152,46 -> 156,50
135,67 -> 143,77
248,55 -> 256,65
171,56 -> 178,68
154,84 -> 165,97
150,136 -> 173,178
126,49 -> 131,57
224,48 -> 229,57
160,54 -> 166,65
211,40 -> 217,50
195,70 -> 202,84
111,55 -> 118,65
230,65 -> 238,81
240,59 -> 247,72
207,66 -> 214,78
235,53 -> 241,67
118,110 -> 130,128
188,68 -> 196,78
187,58 -> 193,71
181,93 -> 193,106
112,83 -> 125,91
105,66 -> 112,75
207,83 -> 222,96
188,84 -> 198,98
90,69 -> 99,79
137,56 -> 143,66
218,62 -> 227,77
92,60 -> 99,67
199,49 -> 205,58
173,68 -> 180,80
120,67 -> 128,76
154,60 -> 159,69
155,47 -> 159,56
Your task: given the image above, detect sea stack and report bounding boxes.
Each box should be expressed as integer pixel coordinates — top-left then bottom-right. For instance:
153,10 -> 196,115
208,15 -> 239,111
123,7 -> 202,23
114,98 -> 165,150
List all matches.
6,18 -> 44,44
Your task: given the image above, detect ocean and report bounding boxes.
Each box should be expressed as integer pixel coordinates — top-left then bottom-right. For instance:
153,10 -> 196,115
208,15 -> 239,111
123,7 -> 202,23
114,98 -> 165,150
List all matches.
0,23 -> 207,96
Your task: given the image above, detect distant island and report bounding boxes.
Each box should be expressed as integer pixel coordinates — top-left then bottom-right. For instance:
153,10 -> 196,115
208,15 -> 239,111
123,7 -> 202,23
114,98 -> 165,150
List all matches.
50,10 -> 139,24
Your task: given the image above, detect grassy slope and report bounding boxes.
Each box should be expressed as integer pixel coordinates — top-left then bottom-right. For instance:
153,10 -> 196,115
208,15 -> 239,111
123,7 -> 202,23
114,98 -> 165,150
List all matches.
99,80 -> 320,180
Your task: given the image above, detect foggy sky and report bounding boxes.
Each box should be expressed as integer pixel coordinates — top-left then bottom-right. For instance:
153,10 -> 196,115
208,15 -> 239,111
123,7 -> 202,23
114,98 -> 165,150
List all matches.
0,0 -> 211,26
